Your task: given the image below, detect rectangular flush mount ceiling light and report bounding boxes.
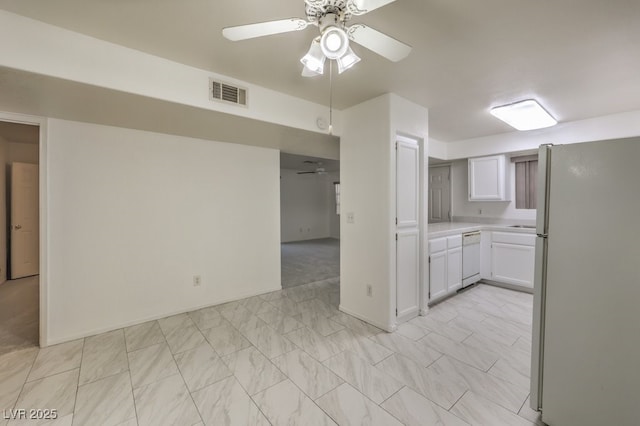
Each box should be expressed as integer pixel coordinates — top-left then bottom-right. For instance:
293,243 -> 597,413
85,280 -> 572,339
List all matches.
490,99 -> 557,131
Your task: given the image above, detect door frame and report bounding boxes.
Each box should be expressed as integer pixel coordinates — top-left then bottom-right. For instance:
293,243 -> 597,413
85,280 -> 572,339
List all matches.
0,111 -> 48,347
428,164 -> 452,223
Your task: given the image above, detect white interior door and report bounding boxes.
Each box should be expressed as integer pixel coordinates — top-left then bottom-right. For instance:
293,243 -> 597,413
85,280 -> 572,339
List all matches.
428,165 -> 450,222
11,162 -> 39,279
396,139 -> 420,321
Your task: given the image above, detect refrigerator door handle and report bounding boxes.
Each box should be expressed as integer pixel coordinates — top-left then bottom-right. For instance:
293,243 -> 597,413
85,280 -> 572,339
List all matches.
531,234 -> 548,411
536,144 -> 552,237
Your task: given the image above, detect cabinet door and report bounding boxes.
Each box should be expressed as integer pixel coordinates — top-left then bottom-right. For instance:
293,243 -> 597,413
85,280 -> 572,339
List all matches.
429,250 -> 447,301
447,246 -> 462,292
480,231 -> 492,279
397,230 -> 420,319
491,242 -> 535,287
469,155 -> 507,201
397,139 -> 419,228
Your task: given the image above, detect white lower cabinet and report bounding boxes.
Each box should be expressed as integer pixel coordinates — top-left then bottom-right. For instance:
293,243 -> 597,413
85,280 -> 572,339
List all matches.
447,246 -> 462,292
429,235 -> 462,301
429,229 -> 536,299
429,249 -> 448,300
490,232 -> 536,288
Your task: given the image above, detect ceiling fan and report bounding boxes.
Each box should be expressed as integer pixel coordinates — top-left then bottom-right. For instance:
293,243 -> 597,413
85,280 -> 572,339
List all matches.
222,0 -> 412,76
297,160 -> 328,174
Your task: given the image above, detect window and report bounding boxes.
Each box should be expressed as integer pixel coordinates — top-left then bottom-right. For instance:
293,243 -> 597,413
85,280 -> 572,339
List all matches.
512,155 -> 538,209
334,182 -> 340,215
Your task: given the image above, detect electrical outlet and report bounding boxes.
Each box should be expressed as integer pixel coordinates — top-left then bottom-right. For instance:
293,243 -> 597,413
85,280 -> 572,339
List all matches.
366,285 -> 373,297
193,275 -> 202,287
478,208 -> 483,215
347,212 -> 355,224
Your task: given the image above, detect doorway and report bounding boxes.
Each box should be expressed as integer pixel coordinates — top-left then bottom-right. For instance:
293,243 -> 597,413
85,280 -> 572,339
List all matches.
279,153 -> 340,290
0,120 -> 40,355
428,163 -> 451,223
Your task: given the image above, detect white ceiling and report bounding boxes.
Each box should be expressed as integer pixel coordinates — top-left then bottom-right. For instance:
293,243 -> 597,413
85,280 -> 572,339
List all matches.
1,0 -> 639,142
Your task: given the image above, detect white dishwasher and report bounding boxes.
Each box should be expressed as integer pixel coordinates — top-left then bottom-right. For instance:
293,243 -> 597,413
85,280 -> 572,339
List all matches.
462,231 -> 481,288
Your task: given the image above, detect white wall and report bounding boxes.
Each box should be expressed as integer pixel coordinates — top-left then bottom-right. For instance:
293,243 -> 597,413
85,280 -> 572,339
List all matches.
428,138 -> 448,159
0,10 -> 342,136
450,159 -> 536,222
327,172 -> 340,239
45,119 -> 281,344
340,94 -> 428,331
340,95 -> 392,330
280,169 -> 339,242
7,141 -> 39,164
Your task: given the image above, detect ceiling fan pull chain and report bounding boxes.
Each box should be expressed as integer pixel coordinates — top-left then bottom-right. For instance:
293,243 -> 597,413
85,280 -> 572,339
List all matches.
329,60 -> 334,135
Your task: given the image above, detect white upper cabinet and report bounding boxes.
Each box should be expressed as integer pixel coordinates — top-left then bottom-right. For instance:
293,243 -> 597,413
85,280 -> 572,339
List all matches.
468,155 -> 509,201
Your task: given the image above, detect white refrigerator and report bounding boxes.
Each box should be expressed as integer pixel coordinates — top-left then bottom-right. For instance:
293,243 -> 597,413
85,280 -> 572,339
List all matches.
530,138 -> 640,426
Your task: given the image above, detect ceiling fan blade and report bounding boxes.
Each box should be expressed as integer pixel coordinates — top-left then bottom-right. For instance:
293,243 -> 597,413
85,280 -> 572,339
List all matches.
304,0 -> 330,7
347,0 -> 397,15
297,171 -> 316,174
223,18 -> 309,41
347,24 -> 411,62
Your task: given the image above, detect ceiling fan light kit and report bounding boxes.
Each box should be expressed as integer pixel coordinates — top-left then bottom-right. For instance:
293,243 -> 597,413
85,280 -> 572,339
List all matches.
301,37 -> 326,75
337,46 -> 361,73
222,0 -> 412,133
222,0 -> 412,76
319,14 -> 350,60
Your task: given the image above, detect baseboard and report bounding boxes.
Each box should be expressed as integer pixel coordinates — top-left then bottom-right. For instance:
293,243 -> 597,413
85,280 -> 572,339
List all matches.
43,285 -> 282,347
396,310 -> 419,325
426,291 -> 459,307
338,304 -> 396,333
480,279 -> 534,294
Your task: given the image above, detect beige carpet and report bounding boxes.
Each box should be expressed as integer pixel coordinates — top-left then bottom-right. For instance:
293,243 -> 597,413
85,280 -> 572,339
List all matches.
0,275 -> 39,356
281,238 -> 340,288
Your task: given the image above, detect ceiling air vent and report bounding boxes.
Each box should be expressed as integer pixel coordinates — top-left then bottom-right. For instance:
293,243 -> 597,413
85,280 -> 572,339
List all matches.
209,78 -> 248,106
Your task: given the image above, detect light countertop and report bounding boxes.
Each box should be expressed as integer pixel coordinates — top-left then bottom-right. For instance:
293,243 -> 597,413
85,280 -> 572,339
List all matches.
428,222 -> 536,238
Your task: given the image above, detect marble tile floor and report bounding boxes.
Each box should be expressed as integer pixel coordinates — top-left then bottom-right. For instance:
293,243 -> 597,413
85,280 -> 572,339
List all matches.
0,280 -> 543,425
281,238 -> 340,289
0,276 -> 39,357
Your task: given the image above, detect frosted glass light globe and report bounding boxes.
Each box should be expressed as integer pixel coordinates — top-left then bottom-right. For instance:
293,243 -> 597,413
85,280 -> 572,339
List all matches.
325,33 -> 342,51
320,27 -> 349,59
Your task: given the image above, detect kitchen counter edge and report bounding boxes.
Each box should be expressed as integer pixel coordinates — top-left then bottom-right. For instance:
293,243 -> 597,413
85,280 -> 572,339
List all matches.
427,223 -> 536,239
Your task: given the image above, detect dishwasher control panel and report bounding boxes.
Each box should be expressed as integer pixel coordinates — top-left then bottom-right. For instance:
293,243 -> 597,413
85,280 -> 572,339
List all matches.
462,231 -> 481,245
